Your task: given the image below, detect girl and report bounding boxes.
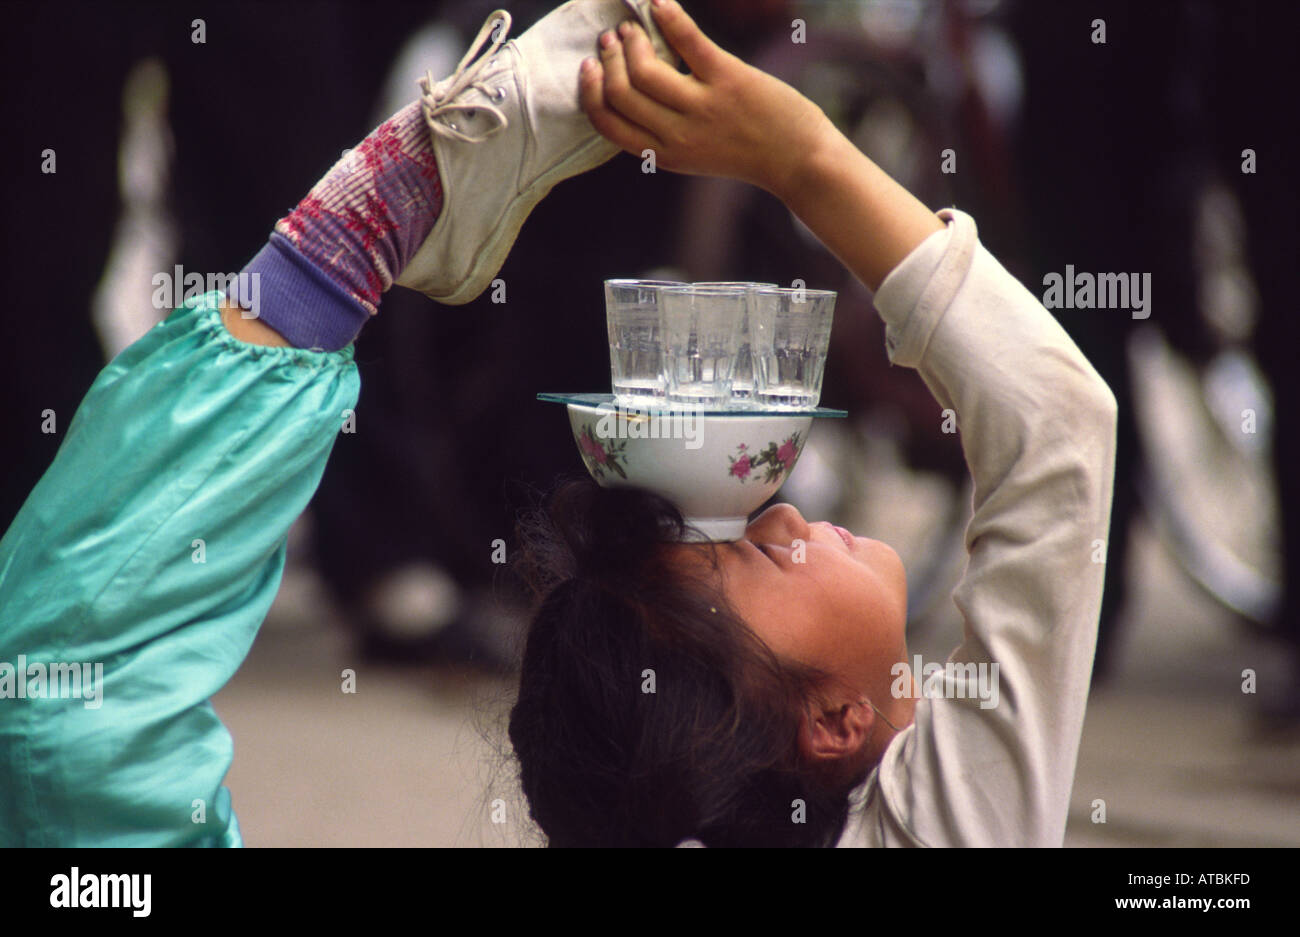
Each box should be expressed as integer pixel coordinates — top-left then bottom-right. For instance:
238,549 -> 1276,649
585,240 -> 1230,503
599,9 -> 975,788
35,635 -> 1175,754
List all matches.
0,0 -> 1115,847
511,2 -> 1116,847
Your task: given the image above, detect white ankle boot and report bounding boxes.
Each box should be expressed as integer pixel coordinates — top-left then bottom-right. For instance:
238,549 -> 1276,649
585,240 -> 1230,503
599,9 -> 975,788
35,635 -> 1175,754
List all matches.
395,1 -> 677,305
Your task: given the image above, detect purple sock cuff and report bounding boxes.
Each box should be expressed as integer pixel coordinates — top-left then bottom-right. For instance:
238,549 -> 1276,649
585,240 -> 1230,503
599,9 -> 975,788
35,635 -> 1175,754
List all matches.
227,234 -> 372,351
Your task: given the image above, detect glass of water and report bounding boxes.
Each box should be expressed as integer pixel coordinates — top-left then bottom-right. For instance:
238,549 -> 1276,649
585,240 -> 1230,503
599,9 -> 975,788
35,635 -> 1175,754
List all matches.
691,282 -> 776,405
750,287 -> 836,409
604,279 -> 683,406
660,284 -> 747,408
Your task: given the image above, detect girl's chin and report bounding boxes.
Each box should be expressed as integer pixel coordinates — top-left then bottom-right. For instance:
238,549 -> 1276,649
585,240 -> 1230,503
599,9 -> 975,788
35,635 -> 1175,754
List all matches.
852,535 -> 908,597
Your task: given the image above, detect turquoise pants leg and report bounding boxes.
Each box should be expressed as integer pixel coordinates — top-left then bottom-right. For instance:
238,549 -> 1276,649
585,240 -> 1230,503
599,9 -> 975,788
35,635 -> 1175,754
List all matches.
0,292 -> 359,845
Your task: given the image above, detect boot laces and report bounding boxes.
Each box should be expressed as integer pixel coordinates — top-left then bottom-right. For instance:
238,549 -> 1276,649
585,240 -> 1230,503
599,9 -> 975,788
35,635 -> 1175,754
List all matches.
420,10 -> 512,144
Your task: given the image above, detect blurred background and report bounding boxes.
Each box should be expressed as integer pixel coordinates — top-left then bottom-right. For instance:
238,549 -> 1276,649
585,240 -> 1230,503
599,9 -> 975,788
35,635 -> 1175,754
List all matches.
2,0 -> 1297,845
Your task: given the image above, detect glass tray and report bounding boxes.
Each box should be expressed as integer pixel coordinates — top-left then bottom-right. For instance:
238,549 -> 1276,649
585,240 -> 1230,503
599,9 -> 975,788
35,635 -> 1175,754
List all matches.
538,392 -> 847,418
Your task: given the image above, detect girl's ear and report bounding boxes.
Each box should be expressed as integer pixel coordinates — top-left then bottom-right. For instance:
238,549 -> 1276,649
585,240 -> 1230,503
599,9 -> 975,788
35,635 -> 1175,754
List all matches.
796,697 -> 874,765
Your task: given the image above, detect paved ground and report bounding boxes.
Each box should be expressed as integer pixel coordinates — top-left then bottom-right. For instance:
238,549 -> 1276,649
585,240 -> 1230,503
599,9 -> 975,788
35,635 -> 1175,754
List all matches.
1062,522 -> 1300,848
212,514 -> 1300,848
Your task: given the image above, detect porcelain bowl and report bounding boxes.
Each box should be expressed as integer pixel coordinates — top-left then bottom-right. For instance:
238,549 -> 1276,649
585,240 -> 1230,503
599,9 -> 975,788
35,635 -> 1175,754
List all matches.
566,401 -> 814,541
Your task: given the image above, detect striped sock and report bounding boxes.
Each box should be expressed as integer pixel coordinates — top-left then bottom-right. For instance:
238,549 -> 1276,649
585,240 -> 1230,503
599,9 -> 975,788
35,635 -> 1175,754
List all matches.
231,101 -> 443,350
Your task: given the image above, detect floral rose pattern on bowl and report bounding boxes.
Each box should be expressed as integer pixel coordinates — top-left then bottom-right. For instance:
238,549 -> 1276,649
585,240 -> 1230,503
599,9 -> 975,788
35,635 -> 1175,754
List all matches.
728,432 -> 803,484
577,422 -> 628,480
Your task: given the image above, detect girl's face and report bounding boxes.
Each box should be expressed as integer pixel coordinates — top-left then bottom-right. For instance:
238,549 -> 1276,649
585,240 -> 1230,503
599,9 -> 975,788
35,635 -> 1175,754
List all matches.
672,502 -> 914,732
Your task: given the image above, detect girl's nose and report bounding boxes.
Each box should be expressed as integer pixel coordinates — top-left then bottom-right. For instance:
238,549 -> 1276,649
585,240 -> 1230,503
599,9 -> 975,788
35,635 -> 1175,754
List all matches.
747,502 -> 812,544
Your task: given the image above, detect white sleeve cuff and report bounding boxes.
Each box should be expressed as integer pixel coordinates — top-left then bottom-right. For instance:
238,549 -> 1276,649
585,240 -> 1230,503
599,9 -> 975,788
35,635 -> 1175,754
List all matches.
871,208 -> 978,368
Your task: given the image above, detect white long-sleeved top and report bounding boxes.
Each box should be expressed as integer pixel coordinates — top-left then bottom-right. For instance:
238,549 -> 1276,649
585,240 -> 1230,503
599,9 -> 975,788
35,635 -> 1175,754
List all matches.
836,209 -> 1118,847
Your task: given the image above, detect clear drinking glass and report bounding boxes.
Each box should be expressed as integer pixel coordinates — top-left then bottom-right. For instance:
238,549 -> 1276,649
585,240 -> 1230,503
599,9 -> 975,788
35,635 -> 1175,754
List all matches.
660,285 -> 747,408
750,287 -> 836,408
691,282 -> 776,404
604,279 -> 683,405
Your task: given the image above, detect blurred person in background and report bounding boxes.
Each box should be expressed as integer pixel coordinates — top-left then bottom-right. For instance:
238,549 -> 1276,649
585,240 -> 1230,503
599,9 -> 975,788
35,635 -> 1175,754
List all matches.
1007,0 -> 1300,723
306,0 -> 688,668
308,0 -> 830,670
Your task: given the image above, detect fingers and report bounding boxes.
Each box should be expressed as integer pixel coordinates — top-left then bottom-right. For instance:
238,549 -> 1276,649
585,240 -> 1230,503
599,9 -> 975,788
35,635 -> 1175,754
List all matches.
649,0 -> 728,82
597,27 -> 684,135
579,57 -> 661,156
618,20 -> 702,114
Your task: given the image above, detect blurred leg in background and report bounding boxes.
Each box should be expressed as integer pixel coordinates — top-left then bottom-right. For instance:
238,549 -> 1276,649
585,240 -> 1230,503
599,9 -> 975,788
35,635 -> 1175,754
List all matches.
1215,5 -> 1300,727
1008,0 -> 1216,682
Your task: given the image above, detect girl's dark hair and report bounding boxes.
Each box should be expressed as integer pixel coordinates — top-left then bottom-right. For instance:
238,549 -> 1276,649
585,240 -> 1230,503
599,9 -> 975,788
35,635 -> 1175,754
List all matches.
507,477 -> 859,847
